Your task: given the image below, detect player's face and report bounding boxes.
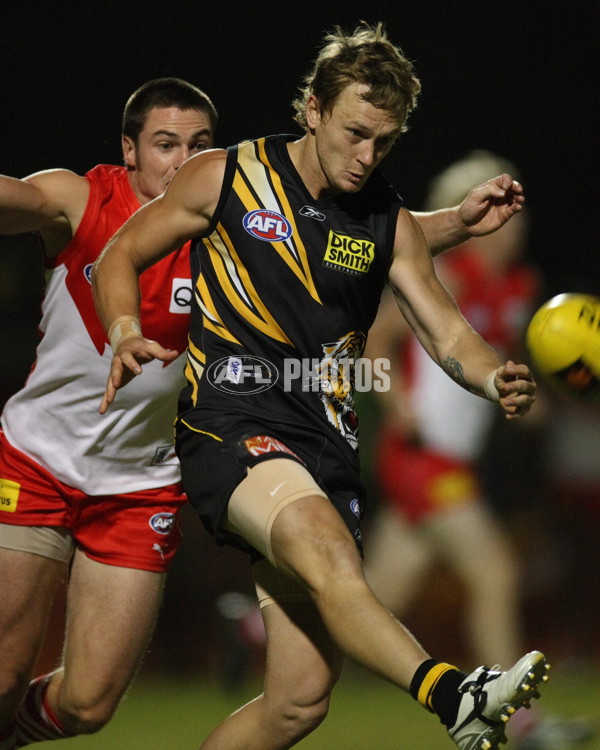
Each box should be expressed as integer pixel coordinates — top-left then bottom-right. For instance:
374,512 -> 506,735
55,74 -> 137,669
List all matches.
307,83 -> 401,196
123,106 -> 214,204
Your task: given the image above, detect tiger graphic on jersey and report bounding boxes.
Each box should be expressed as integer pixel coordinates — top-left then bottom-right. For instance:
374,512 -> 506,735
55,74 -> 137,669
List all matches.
313,331 -> 366,450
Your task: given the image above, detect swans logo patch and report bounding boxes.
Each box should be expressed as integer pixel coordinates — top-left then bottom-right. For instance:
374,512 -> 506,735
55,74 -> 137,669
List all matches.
323,230 -> 375,276
243,209 -> 292,242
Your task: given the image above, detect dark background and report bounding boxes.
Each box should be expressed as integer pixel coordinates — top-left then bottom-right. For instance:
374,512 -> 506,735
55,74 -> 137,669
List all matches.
2,0 -> 598,292
1,0 -> 599,678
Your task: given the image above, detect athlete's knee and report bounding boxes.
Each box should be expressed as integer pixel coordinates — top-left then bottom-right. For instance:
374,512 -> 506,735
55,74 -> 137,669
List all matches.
307,530 -> 365,594
268,685 -> 334,742
57,690 -> 120,735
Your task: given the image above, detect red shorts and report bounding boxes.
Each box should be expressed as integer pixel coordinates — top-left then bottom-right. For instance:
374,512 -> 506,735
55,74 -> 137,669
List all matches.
375,430 -> 480,524
0,431 -> 186,572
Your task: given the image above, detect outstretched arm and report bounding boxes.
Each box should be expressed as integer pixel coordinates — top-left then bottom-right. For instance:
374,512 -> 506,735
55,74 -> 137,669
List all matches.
92,148 -> 226,413
413,173 -> 525,256
388,208 -> 536,419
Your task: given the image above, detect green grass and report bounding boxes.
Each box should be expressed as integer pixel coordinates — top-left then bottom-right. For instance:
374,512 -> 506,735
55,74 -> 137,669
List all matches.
35,662 -> 599,749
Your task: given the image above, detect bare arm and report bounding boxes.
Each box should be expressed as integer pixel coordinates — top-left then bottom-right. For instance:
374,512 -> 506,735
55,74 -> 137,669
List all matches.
91,148 -> 227,412
413,173 -> 525,256
0,170 -> 88,249
387,208 -> 535,419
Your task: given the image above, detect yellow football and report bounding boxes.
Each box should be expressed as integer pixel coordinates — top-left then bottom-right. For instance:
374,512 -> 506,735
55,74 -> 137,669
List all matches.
526,293 -> 600,403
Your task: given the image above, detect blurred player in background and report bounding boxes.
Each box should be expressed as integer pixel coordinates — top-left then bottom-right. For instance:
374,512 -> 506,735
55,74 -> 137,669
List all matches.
364,150 -> 595,750
0,78 -> 218,748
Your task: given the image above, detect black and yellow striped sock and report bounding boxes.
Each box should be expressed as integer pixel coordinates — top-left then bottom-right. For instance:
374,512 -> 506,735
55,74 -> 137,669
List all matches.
409,659 -> 466,727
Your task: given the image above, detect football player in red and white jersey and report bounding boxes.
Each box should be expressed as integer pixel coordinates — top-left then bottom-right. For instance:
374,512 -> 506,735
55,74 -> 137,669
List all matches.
0,78 -> 217,748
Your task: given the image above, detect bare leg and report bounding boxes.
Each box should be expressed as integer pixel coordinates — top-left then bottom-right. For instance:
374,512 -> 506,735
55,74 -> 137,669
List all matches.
269,495 -> 429,690
429,505 -> 522,669
0,548 -> 65,729
201,595 -> 344,749
46,550 -> 165,734
365,503 -> 522,670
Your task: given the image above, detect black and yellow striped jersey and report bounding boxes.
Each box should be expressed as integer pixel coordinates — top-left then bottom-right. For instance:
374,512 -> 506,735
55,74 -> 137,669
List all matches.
178,134 -> 402,461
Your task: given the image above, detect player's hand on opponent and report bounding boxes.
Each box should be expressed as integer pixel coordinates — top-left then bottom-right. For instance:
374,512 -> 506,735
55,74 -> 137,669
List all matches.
99,335 -> 178,414
491,360 -> 537,419
459,174 -> 525,237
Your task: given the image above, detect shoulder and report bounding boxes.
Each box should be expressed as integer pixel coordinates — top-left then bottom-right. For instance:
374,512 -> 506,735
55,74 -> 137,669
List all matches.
165,148 -> 228,215
177,148 -> 228,180
24,168 -> 90,214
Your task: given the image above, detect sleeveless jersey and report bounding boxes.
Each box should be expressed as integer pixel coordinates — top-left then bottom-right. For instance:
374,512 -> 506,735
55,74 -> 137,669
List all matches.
179,134 -> 402,464
407,247 -> 539,460
2,165 -> 192,493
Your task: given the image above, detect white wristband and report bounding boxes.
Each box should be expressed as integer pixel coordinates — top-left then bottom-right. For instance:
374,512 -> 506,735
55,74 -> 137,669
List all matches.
484,369 -> 500,402
108,315 -> 142,352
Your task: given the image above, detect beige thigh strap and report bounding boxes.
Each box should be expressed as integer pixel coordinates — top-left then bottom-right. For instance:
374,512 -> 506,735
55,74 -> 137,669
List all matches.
225,457 -> 328,566
0,524 -> 74,563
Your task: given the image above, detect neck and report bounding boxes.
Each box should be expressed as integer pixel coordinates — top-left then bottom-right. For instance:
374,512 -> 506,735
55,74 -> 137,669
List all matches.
287,135 -> 333,199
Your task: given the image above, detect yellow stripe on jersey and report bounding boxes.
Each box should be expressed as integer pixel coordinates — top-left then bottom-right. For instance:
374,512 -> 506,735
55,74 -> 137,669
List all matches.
178,418 -> 223,442
195,274 -> 241,346
185,338 -> 206,405
203,226 -> 293,346
234,139 -> 322,304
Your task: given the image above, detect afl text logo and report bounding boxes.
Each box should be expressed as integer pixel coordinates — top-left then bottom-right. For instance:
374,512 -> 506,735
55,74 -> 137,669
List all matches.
149,512 -> 175,535
206,355 -> 278,394
243,209 -> 292,242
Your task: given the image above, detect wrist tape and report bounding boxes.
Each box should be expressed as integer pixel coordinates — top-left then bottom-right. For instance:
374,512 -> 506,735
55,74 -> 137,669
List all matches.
108,315 -> 142,352
484,369 -> 500,402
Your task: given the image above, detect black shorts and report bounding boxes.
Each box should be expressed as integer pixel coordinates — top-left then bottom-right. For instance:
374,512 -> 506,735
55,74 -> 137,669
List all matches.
174,412 -> 367,558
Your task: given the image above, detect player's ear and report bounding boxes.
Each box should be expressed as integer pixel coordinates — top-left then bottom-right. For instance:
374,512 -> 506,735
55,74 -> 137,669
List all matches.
306,95 -> 321,130
122,135 -> 136,168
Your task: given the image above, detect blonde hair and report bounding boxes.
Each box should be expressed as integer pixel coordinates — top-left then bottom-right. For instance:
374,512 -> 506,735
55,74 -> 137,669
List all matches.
292,22 -> 421,133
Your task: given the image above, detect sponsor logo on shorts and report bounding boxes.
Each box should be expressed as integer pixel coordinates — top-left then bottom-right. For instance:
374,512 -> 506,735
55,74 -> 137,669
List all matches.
322,230 -> 375,276
206,356 -> 278,394
244,435 -> 301,461
243,209 -> 293,242
170,278 -> 192,313
350,498 -> 361,518
299,205 -> 326,221
149,512 -> 176,535
0,478 -> 20,513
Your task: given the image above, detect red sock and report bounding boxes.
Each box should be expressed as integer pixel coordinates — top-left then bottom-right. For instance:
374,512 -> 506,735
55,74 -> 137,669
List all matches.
14,672 -> 71,747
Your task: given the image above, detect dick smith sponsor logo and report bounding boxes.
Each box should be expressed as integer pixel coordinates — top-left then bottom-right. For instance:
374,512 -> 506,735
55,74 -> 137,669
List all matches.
323,230 -> 375,276
206,355 -> 390,394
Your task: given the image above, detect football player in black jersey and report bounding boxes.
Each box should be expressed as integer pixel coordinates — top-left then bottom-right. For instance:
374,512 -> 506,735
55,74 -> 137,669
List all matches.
93,23 -> 546,750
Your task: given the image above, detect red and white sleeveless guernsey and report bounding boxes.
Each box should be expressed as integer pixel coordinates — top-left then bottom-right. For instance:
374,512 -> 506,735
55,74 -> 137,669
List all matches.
2,165 -> 192,494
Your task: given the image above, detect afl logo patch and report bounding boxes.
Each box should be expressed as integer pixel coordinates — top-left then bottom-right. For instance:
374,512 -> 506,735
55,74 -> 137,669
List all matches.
149,512 -> 176,535
350,498 -> 361,518
84,264 -> 93,283
243,209 -> 292,242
